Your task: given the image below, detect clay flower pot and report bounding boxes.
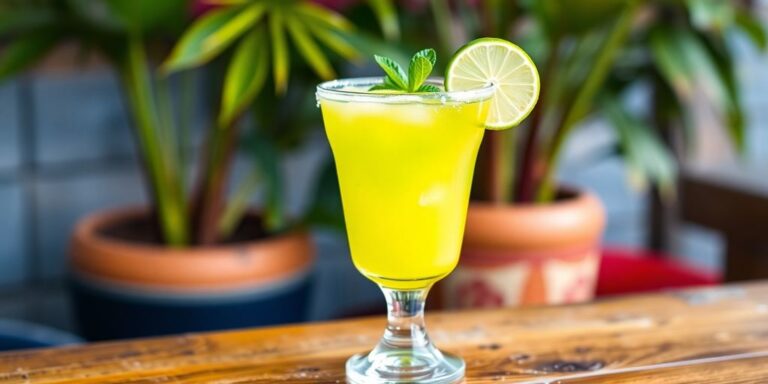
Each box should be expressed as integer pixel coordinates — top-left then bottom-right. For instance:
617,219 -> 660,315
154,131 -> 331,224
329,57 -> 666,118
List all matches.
443,189 -> 605,308
69,207 -> 314,341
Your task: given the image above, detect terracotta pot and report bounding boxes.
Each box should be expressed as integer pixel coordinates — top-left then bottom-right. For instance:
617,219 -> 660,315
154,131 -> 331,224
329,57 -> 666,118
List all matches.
443,189 -> 605,308
69,207 -> 314,340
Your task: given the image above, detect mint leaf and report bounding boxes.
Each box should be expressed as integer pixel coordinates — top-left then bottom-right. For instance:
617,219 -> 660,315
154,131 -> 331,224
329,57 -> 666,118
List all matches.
369,84 -> 396,91
408,56 -> 433,92
383,76 -> 399,89
417,84 -> 441,93
373,54 -> 407,89
413,48 -> 437,66
370,49 -> 440,93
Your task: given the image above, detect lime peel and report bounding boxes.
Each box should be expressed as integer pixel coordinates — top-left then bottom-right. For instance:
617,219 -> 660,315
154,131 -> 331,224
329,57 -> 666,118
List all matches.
445,37 -> 540,130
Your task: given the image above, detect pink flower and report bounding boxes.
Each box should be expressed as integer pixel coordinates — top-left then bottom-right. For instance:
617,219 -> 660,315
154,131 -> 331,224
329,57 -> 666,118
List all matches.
312,0 -> 359,10
191,0 -> 223,18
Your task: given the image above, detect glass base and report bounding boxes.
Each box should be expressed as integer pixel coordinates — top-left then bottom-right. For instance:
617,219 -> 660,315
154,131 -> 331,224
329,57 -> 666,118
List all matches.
346,345 -> 465,384
347,287 -> 464,383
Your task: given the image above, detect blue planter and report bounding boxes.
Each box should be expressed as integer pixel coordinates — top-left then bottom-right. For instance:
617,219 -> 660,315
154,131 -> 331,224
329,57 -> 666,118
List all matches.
0,319 -> 81,351
69,208 -> 315,341
71,273 -> 312,341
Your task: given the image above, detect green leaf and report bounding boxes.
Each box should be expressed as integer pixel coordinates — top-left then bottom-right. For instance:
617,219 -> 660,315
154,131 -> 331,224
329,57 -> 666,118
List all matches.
218,166 -> 262,237
203,3 -> 266,53
429,0 -> 454,53
297,2 -> 354,32
0,32 -> 57,81
0,7 -> 56,36
304,22 -> 361,61
408,56 -> 433,92
735,10 -> 767,51
162,7 -> 239,73
334,30 -> 410,64
604,95 -> 677,198
650,26 -> 743,150
412,48 -> 437,66
369,83 -> 399,91
70,0 -> 188,34
417,84 -> 441,93
269,9 -> 290,94
284,14 -> 335,80
244,131 -> 285,232
374,54 -> 407,89
650,28 -> 693,97
119,37 -> 189,246
686,0 -> 734,32
699,32 -> 746,153
204,0 -> 247,4
367,0 -> 400,40
531,0 -> 624,36
306,159 -> 345,231
537,1 -> 639,202
219,27 -> 269,127
383,76 -> 400,88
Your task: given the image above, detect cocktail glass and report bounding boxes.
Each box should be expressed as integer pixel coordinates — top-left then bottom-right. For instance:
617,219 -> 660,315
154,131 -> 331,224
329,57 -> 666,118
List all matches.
316,77 -> 493,383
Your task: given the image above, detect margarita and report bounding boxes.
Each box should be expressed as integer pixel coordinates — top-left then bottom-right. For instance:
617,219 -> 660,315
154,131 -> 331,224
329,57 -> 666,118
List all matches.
317,39 -> 540,384
320,84 -> 489,290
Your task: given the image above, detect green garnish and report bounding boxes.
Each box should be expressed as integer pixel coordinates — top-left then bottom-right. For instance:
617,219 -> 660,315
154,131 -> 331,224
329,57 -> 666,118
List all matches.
370,49 -> 440,93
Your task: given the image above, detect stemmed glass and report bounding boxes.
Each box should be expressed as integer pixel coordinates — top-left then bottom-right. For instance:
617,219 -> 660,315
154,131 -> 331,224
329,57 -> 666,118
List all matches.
317,78 -> 494,383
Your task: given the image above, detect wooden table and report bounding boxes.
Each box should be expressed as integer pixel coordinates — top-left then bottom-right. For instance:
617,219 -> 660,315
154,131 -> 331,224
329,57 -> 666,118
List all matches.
3,282 -> 768,383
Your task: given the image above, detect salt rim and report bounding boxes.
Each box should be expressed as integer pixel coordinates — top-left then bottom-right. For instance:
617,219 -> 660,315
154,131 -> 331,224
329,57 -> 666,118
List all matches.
316,77 -> 495,105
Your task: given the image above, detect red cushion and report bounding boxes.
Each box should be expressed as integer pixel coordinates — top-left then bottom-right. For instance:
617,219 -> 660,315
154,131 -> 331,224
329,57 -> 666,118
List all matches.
596,247 -> 721,296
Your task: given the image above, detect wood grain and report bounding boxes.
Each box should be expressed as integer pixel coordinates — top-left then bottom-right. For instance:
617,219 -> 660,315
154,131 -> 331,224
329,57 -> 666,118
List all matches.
2,282 -> 768,383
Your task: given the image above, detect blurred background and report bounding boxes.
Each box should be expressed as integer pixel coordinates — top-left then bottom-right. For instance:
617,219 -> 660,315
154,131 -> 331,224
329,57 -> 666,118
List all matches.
0,0 -> 766,348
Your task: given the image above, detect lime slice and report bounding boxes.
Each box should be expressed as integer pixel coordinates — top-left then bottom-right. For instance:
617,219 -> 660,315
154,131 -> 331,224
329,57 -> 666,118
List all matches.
445,38 -> 540,130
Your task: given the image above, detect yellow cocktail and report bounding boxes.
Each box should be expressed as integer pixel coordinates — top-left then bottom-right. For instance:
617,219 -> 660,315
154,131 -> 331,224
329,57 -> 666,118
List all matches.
320,85 -> 489,289
317,77 -> 494,384
319,38 -> 539,384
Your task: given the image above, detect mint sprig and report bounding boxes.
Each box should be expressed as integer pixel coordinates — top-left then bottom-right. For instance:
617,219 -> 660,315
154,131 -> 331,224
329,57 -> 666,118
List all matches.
370,49 -> 439,93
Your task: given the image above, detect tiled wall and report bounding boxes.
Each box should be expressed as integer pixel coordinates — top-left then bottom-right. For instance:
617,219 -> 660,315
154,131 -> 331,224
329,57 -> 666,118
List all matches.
0,73 -> 146,287
0,68 -> 334,289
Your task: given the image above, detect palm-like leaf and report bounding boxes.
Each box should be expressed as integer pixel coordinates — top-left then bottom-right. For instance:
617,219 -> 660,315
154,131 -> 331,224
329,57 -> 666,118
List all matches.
284,14 -> 335,80
649,26 -> 744,151
163,7 -> 243,72
269,8 -> 289,94
0,31 -> 57,81
367,0 -> 399,40
164,0 -> 384,125
0,6 -> 55,36
734,10 -> 767,51
604,95 -> 677,197
204,3 -> 266,52
220,27 -> 269,127
161,0 -> 395,237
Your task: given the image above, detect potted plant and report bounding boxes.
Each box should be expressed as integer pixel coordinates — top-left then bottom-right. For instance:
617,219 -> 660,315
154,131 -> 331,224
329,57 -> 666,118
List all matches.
401,0 -> 765,307
0,0 -> 394,340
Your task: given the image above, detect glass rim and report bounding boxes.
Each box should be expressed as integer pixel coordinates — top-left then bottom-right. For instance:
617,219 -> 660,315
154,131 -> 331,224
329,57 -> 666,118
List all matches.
316,77 -> 495,104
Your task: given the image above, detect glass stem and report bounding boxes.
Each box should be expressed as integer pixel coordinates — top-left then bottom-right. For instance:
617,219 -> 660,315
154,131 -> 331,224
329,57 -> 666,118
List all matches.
381,287 -> 431,350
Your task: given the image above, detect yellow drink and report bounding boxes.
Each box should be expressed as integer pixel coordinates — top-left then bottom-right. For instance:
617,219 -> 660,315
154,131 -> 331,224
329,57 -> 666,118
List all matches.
320,87 -> 489,289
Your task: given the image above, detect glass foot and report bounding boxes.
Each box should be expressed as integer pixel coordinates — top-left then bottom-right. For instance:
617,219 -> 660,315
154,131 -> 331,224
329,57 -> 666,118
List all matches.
346,346 -> 464,383
346,287 -> 465,383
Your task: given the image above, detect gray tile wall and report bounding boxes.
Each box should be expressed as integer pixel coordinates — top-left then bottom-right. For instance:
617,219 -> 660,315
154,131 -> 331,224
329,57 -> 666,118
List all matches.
0,185 -> 27,286
32,72 -> 136,165
0,82 -> 25,286
35,168 -> 146,279
0,82 -> 20,170
0,71 -> 170,288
